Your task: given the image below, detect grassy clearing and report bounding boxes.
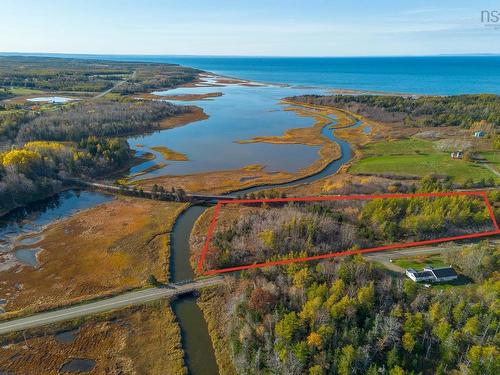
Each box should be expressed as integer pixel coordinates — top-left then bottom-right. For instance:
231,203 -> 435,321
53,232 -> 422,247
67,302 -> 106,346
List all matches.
480,151 -> 500,166
350,138 -> 499,183
430,276 -> 474,290
393,254 -> 447,270
101,92 -> 122,100
8,87 -> 45,95
360,138 -> 435,156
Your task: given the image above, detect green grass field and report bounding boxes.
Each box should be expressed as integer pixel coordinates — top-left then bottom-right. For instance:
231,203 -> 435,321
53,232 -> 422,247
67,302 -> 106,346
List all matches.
480,151 -> 499,166
8,87 -> 45,95
350,138 -> 499,183
360,138 -> 436,156
393,254 -> 446,270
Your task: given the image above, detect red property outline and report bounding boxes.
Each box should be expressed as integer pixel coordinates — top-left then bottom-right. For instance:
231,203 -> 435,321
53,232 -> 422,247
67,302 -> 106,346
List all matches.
197,191 -> 500,275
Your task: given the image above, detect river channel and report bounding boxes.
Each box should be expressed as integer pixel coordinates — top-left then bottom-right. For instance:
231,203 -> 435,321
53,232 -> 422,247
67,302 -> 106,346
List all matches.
167,90 -> 363,373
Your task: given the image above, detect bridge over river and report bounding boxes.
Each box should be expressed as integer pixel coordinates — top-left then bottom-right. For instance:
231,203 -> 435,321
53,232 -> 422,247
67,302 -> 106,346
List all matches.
0,276 -> 224,335
67,179 -> 236,201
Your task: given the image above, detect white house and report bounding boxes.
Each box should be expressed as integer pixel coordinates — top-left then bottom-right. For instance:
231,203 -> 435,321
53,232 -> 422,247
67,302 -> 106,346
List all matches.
406,266 -> 458,283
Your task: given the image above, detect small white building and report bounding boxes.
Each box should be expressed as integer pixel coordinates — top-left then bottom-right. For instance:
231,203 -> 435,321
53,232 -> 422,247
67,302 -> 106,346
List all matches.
473,131 -> 485,138
406,266 -> 458,283
450,151 -> 463,159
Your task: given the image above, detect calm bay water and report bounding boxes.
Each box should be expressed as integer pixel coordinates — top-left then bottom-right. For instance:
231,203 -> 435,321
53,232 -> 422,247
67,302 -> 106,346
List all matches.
0,190 -> 112,235
129,83 -> 327,178
7,54 -> 499,181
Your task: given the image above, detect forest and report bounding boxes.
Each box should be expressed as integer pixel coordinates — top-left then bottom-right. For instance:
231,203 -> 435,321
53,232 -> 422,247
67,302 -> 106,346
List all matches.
0,138 -> 130,214
0,88 -> 11,101
0,56 -> 201,215
113,65 -> 200,94
222,241 -> 498,374
206,180 -> 493,270
0,56 -> 198,93
289,94 -> 500,128
15,99 -> 190,142
0,110 -> 33,142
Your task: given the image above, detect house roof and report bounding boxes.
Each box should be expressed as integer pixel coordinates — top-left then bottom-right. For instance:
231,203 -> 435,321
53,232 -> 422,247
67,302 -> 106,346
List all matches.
430,267 -> 458,278
412,271 -> 434,279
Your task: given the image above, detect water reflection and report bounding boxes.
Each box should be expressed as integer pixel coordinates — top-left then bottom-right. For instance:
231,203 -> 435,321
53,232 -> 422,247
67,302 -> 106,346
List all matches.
128,78 -> 329,179
60,359 -> 96,373
0,190 -> 113,269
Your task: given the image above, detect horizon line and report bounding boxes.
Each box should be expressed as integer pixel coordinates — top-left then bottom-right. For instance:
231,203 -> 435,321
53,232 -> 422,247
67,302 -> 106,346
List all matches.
1,51 -> 500,59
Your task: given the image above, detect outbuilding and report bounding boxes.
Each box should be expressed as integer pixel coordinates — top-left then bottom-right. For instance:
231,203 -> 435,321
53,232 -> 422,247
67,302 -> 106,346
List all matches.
450,151 -> 463,159
473,131 -> 485,138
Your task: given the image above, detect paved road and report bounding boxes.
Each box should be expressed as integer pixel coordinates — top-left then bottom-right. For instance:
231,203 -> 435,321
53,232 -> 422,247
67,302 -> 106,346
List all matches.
0,276 -> 223,335
482,163 -> 500,177
93,70 -> 136,99
364,238 -> 500,272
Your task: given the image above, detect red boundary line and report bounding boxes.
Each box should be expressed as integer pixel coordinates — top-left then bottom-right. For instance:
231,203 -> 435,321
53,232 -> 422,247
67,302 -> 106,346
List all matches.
196,202 -> 222,274
197,191 -> 500,275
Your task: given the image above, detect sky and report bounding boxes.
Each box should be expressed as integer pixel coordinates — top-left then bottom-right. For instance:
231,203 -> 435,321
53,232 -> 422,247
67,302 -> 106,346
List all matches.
1,0 -> 499,56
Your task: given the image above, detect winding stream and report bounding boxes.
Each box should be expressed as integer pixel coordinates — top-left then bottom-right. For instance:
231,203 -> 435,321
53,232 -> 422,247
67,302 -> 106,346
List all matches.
169,109 -> 363,374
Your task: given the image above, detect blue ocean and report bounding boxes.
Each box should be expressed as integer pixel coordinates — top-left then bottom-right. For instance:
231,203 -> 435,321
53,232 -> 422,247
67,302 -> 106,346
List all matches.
11,53 -> 500,95
154,56 -> 500,95
3,53 -> 500,95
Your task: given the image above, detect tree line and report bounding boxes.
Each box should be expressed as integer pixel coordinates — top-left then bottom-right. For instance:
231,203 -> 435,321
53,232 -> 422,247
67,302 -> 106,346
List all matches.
15,100 -> 190,142
0,138 -> 130,214
289,94 -> 500,128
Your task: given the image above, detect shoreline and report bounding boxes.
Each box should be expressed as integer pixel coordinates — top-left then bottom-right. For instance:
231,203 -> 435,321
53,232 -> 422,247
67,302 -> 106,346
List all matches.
0,184 -> 81,219
0,106 -> 207,219
135,91 -> 223,101
134,101 -> 354,195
